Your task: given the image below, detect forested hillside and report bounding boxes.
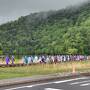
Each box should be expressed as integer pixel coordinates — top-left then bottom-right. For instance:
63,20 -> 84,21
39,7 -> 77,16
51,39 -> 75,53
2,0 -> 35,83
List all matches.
0,1 -> 90,55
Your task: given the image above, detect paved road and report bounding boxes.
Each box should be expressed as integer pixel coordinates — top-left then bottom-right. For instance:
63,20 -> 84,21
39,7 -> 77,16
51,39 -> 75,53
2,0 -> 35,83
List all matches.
1,77 -> 90,90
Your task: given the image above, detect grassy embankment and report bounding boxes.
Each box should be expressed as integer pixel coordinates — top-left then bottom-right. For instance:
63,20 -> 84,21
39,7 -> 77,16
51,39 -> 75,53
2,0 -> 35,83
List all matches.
0,60 -> 90,79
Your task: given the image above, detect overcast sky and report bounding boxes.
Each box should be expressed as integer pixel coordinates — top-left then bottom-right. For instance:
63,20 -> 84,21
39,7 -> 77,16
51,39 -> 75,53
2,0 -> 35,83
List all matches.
0,0 -> 87,24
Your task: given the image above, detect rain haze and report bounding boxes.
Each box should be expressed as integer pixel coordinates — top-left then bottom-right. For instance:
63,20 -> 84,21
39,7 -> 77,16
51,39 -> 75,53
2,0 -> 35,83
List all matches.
0,0 -> 86,24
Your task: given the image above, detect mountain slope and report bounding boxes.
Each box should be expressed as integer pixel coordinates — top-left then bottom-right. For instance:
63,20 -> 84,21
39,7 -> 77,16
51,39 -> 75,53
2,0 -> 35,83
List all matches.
0,1 -> 90,55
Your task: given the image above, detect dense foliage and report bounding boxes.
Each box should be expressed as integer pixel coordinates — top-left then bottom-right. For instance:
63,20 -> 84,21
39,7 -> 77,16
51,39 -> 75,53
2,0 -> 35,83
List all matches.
0,2 -> 90,55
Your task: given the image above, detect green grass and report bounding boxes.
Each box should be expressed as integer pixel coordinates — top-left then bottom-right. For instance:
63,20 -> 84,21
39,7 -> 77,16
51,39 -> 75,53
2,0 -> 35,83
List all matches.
0,60 -> 90,80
